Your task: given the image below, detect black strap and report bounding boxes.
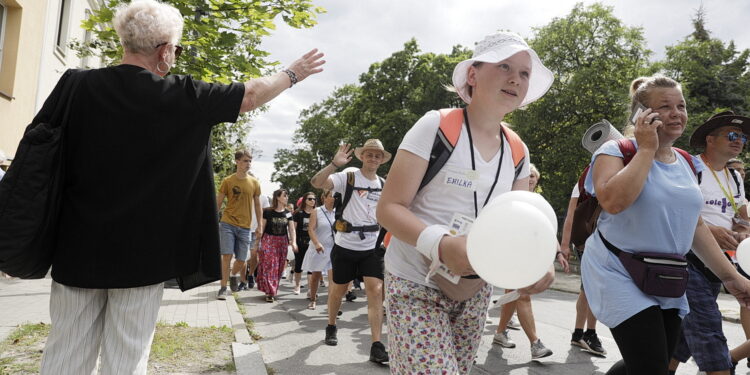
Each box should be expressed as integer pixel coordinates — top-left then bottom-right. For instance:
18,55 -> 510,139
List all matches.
598,231 -> 622,256
349,224 -> 380,232
463,108 -> 504,218
730,168 -> 742,195
320,207 -> 336,238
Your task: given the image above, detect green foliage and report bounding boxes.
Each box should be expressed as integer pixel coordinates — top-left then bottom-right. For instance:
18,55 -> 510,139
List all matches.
509,2 -> 651,215
658,8 -> 750,151
272,40 -> 470,198
71,0 -> 324,180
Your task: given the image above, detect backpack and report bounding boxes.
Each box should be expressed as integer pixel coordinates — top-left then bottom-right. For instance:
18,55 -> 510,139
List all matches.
570,138 -> 698,248
333,171 -> 385,233
419,108 -> 527,190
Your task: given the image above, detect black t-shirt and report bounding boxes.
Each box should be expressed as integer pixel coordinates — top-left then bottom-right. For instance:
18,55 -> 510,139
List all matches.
264,209 -> 292,236
51,65 -> 244,288
293,210 -> 312,244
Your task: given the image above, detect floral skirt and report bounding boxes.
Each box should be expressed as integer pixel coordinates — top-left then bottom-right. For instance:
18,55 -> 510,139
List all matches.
256,234 -> 288,296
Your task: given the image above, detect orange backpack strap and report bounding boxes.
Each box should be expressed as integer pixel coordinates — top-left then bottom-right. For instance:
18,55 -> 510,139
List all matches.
500,124 -> 527,180
418,108 -> 464,190
437,108 -> 464,149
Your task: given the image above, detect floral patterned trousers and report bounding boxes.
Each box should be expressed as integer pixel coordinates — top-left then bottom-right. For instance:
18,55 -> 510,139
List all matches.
385,272 -> 492,375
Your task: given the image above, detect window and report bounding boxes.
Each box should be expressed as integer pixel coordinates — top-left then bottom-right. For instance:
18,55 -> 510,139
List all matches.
0,2 -> 7,71
80,9 -> 91,68
55,0 -> 71,55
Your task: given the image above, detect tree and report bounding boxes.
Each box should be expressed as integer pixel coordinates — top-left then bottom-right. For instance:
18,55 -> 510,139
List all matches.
71,0 -> 324,183
508,2 -> 652,215
659,7 -> 750,151
272,40 -> 470,198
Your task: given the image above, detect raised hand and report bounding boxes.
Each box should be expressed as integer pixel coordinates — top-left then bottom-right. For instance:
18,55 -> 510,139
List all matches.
634,107 -> 661,152
332,143 -> 353,167
287,49 -> 325,83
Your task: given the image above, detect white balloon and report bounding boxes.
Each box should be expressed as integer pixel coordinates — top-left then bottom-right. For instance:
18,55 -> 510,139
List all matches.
737,238 -> 750,276
467,200 -> 557,289
486,191 -> 557,233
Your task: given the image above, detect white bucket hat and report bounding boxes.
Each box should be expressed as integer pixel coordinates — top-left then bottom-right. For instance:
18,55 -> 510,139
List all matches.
452,31 -> 554,107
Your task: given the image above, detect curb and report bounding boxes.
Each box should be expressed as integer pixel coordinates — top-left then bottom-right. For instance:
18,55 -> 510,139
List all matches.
226,294 -> 268,375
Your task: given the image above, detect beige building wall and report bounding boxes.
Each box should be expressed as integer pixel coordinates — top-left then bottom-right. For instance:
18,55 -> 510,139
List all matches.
0,0 -> 102,160
0,0 -> 48,159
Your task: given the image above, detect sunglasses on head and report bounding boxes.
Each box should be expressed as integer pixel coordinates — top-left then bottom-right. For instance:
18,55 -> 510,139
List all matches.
725,131 -> 748,144
155,42 -> 183,60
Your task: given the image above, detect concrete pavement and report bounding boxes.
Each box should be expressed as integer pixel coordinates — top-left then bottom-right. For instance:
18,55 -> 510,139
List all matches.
235,271 -> 750,374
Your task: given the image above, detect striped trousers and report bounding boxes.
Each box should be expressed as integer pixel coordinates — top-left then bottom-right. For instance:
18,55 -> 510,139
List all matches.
40,281 -> 164,375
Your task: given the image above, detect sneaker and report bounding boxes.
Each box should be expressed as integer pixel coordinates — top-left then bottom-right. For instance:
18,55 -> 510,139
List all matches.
530,339 -> 553,359
583,331 -> 607,356
247,275 -> 255,289
369,341 -> 389,364
492,330 -> 516,348
217,287 -> 228,300
345,291 -> 357,302
325,325 -> 338,346
237,282 -> 248,291
507,315 -> 521,330
571,331 -> 586,348
229,275 -> 240,292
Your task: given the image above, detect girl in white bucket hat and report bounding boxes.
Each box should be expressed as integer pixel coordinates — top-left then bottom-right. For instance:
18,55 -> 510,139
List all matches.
378,31 -> 555,373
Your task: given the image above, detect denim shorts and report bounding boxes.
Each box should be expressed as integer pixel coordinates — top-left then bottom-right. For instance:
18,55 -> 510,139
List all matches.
672,263 -> 732,371
219,222 -> 251,261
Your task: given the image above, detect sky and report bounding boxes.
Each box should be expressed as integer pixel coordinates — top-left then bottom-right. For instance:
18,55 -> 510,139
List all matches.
246,0 -> 750,196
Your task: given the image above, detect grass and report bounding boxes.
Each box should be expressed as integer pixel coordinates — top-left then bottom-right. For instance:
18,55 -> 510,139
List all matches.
149,322 -> 235,373
0,322 -> 236,375
0,323 -> 49,375
234,293 -> 262,341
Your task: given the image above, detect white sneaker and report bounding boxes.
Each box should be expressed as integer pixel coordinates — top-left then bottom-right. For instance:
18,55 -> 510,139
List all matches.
492,330 -> 516,348
507,315 -> 521,330
530,339 -> 553,359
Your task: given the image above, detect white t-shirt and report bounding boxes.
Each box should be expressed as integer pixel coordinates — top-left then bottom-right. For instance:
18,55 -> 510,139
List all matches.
571,183 -> 580,198
384,110 -> 531,288
331,169 -> 382,250
699,165 -> 746,230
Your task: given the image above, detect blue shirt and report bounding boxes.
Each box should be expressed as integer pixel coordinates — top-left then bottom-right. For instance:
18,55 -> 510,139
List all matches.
580,140 -> 704,327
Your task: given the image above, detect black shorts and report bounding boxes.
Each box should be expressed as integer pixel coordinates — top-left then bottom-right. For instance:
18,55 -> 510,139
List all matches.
330,244 -> 384,284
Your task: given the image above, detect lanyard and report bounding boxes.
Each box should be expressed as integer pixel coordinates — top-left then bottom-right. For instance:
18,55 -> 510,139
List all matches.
463,108 -> 504,218
321,207 -> 335,238
702,155 -> 739,214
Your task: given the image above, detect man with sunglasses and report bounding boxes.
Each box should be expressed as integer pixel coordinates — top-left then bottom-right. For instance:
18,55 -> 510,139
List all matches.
670,111 -> 750,375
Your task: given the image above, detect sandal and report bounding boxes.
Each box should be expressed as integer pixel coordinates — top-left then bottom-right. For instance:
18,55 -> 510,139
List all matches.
265,295 -> 274,303
308,300 -> 316,310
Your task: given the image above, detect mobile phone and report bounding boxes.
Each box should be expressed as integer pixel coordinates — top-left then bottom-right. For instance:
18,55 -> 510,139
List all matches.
629,102 -> 660,125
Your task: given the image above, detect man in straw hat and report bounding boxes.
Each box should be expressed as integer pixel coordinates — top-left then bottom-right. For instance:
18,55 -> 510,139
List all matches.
670,110 -> 750,374
311,138 -> 391,363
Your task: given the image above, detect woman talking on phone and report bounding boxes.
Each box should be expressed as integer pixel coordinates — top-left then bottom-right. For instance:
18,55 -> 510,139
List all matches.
580,75 -> 750,374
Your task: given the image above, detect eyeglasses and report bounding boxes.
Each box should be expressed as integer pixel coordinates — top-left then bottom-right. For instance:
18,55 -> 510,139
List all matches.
155,42 -> 183,60
725,131 -> 748,144
306,197 -> 316,201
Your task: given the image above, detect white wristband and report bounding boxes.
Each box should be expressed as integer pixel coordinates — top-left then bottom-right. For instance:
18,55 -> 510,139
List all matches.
416,225 -> 450,282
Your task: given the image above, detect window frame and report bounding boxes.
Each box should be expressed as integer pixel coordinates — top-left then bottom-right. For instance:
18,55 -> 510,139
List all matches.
0,2 -> 7,72
55,0 -> 71,56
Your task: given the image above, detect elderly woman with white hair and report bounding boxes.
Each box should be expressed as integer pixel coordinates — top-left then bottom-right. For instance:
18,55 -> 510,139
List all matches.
377,31 -> 555,374
37,1 -> 323,374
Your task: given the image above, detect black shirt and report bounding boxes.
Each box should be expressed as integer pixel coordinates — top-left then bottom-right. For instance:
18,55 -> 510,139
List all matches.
263,209 -> 292,236
51,65 -> 244,289
293,210 -> 312,244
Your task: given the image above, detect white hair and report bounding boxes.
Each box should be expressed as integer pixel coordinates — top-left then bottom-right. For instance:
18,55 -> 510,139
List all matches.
113,0 -> 183,55
529,163 -> 540,178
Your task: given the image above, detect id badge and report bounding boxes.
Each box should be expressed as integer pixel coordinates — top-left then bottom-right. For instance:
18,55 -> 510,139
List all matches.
449,213 -> 474,236
444,169 -> 479,192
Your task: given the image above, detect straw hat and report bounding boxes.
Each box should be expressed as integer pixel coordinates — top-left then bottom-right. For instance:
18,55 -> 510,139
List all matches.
354,139 -> 391,163
689,110 -> 750,149
452,31 -> 554,107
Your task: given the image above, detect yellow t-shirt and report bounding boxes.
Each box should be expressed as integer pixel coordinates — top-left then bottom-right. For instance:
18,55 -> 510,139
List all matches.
219,174 -> 261,228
